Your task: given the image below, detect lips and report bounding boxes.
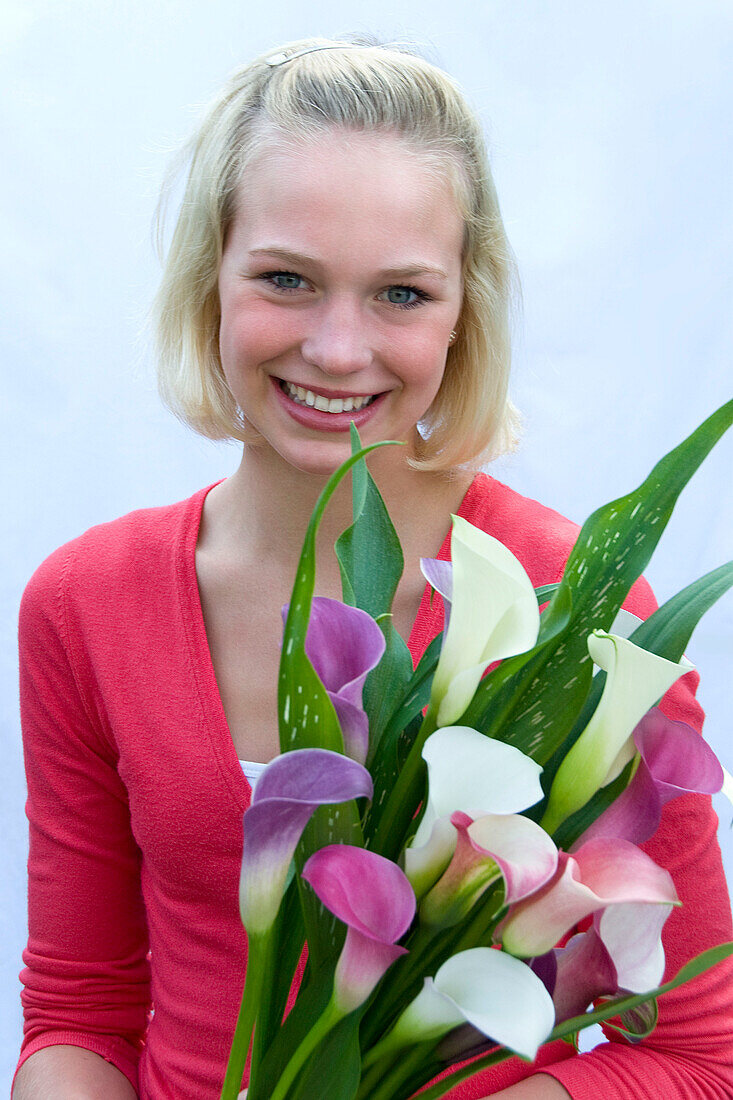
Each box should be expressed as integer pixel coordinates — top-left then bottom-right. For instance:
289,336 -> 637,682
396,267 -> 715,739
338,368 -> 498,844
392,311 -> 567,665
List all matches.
273,376 -> 387,432
279,379 -> 378,414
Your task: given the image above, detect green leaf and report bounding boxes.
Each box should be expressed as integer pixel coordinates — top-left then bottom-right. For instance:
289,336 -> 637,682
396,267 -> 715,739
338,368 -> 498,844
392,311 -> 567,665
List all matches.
277,439 -> 398,966
253,961 -> 363,1100
335,424 -> 406,621
363,617 -> 415,764
287,1013 -> 362,1100
628,560 -> 733,661
466,400 -> 733,765
335,425 -> 414,753
363,633 -> 443,852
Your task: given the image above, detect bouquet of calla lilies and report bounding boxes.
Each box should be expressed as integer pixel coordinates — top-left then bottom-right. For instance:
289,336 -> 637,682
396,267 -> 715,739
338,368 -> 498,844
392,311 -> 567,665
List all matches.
221,404 -> 733,1100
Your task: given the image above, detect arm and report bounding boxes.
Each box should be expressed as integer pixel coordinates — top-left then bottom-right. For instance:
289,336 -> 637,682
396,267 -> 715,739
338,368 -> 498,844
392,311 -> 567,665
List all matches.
13,1046 -> 138,1100
488,1080 -> 571,1099
15,548 -> 150,1089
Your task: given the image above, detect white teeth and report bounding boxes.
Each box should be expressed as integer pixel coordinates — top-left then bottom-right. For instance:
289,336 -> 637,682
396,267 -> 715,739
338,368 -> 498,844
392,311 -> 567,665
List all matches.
282,380 -> 375,413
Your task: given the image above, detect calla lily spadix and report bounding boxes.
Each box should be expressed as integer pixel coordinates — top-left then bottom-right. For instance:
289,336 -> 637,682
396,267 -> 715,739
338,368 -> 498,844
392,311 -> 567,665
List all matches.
541,631 -> 694,836
239,748 -> 372,936
302,844 -> 416,1012
368,947 -> 555,1064
282,596 -> 385,763
422,516 -> 540,727
404,726 -> 545,899
578,707 -> 724,846
498,837 -> 679,958
420,810 -> 558,929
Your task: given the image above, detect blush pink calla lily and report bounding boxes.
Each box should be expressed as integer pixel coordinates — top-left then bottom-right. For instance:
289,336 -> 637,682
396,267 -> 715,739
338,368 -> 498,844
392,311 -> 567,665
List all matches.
577,707 -> 724,846
239,749 -> 372,935
302,844 -> 416,1012
283,596 -> 385,763
497,837 -> 679,958
420,810 -> 558,928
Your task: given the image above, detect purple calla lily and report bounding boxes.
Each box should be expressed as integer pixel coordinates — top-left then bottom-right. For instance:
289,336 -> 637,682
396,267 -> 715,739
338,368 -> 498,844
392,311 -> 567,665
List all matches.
302,844 -> 416,1012
420,557 -> 454,632
282,597 -> 385,763
239,749 -> 373,935
577,707 -> 724,847
551,899 -> 672,1022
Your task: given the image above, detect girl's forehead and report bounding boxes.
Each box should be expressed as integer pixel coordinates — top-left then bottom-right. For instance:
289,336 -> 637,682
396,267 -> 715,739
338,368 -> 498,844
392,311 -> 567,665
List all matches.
227,135 -> 465,274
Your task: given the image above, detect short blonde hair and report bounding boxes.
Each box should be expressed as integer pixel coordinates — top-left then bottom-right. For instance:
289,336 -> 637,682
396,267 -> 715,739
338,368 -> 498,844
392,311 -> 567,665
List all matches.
153,35 -> 520,471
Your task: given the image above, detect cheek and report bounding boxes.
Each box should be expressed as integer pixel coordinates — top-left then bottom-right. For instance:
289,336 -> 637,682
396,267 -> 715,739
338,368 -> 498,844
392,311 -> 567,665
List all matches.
219,299 -> 302,372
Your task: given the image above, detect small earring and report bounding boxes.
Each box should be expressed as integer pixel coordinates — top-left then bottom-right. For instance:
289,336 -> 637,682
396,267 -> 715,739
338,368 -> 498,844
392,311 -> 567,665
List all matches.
448,330 -> 457,346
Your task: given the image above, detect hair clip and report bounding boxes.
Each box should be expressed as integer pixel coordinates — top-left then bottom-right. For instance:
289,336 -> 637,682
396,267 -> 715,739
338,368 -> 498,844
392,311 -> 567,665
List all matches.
266,44 -> 360,67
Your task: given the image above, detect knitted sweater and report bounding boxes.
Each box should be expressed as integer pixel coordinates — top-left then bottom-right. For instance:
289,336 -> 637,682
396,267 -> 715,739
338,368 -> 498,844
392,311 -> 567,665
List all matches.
17,475 -> 733,1098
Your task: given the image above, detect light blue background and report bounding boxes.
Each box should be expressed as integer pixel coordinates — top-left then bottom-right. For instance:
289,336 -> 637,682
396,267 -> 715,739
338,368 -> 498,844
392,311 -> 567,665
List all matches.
2,0 -> 731,1087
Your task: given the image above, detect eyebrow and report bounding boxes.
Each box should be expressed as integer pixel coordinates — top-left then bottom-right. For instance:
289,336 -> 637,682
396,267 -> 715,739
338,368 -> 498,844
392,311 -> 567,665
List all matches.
248,247 -> 450,281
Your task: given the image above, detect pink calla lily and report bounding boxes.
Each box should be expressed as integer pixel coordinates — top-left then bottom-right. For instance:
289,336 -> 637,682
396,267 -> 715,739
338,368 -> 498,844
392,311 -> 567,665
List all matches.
497,837 -> 679,958
282,596 -> 385,763
551,900 -> 672,1022
420,810 -> 558,928
578,707 -> 724,846
302,844 -> 416,1012
239,749 -> 372,935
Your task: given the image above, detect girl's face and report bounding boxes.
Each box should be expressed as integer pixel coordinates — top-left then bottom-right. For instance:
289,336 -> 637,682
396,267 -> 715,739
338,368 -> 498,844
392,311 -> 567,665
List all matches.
217,129 -> 465,475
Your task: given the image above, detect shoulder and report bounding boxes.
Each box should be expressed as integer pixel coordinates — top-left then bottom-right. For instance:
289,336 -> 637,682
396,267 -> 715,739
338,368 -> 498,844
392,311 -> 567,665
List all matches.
461,473 -> 657,619
20,484 -> 215,629
461,473 -> 583,584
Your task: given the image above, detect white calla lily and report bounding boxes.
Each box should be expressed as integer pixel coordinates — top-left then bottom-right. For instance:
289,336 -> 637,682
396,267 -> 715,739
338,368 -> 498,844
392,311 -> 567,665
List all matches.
541,631 -> 694,835
404,727 -> 544,897
372,948 -> 555,1063
425,516 -> 540,727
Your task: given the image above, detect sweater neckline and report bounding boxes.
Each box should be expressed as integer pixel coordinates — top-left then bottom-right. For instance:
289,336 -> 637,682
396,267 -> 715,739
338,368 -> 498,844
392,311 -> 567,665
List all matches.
176,472 -> 492,808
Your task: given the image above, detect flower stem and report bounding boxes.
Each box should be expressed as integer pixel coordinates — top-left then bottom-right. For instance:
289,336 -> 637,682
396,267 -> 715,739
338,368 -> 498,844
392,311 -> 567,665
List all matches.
220,931 -> 268,1100
365,1041 -> 433,1100
268,995 -> 344,1100
370,710 -> 437,859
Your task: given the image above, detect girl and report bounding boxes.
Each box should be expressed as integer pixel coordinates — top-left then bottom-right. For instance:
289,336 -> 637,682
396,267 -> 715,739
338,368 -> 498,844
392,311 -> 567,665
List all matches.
14,37 -> 733,1099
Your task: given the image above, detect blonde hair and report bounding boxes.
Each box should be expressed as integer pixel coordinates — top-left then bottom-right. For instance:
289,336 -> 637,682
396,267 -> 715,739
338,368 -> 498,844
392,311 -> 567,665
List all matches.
153,35 -> 521,470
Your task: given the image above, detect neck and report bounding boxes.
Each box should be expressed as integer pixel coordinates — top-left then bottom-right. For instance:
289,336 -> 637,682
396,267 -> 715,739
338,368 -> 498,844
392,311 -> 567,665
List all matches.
205,439 -> 473,571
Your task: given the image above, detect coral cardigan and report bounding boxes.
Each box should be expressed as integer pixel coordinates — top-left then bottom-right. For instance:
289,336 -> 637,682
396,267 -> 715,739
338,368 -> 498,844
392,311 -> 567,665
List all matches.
17,475 -> 733,1098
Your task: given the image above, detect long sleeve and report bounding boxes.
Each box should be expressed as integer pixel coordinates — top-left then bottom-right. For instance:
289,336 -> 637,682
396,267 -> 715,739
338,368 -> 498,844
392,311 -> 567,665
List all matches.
16,545 -> 151,1092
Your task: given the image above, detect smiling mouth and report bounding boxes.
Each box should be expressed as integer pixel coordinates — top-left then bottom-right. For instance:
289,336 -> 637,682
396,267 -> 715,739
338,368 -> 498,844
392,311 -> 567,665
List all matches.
279,379 -> 378,414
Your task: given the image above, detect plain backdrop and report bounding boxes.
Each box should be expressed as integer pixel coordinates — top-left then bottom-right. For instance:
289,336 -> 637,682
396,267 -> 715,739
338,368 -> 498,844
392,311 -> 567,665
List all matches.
2,0 -> 731,1087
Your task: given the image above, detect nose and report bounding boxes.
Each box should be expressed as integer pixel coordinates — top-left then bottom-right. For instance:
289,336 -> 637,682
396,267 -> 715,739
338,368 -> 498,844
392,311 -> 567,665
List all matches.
300,295 -> 374,376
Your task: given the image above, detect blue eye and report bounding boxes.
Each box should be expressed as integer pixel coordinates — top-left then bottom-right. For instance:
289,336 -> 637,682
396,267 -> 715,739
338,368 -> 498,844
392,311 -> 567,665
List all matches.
260,271 -> 305,291
382,285 -> 429,309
